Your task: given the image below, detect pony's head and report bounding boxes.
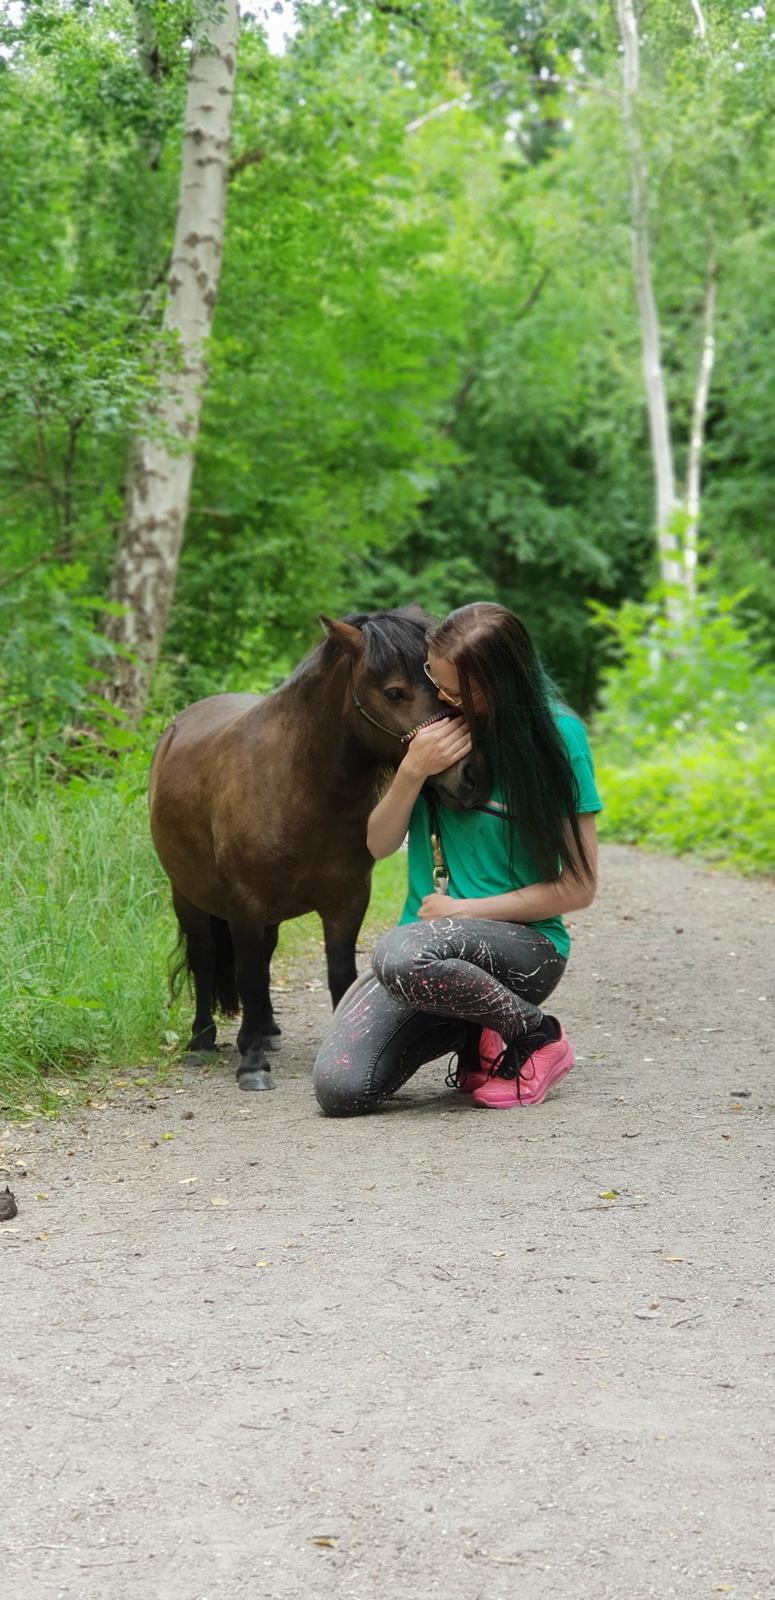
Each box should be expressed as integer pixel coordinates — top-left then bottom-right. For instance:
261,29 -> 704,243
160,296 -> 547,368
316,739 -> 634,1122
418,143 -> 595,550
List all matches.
320,607 -> 489,809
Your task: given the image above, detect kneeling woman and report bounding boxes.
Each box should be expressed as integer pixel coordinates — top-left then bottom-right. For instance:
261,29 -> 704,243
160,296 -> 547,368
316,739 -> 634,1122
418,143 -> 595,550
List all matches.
313,602 -> 602,1115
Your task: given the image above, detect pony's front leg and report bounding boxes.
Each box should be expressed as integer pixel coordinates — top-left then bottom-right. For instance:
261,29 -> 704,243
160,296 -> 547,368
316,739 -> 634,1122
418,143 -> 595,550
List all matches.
322,887 -> 370,1010
230,917 -> 274,1092
260,922 -> 282,1051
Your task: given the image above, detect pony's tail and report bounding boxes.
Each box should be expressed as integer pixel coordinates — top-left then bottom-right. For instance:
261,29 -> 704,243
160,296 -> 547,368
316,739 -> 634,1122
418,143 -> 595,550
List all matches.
169,916 -> 240,1018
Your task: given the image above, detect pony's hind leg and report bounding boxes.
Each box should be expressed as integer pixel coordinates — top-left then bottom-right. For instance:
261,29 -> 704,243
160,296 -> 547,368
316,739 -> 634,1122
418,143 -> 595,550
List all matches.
230,914 -> 274,1091
172,892 -> 218,1052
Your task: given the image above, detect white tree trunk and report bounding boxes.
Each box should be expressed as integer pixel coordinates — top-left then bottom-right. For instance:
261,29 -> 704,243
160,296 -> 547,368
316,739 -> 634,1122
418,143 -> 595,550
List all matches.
105,0 -> 239,719
615,0 -> 686,596
684,255 -> 717,599
688,0 -> 708,44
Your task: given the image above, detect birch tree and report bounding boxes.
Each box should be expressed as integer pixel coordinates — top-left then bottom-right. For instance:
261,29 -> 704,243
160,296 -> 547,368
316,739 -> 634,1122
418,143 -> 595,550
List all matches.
614,0 -> 720,607
684,255 -> 717,599
104,0 -> 239,720
614,0 -> 685,596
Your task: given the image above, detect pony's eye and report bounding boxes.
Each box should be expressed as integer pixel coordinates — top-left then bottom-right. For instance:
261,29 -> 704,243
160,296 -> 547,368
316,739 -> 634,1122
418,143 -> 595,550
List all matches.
383,688 -> 406,703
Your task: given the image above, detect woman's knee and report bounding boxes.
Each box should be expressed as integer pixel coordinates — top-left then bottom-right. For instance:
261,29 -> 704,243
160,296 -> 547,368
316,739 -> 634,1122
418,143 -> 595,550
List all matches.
372,925 -> 412,992
313,1065 -> 381,1117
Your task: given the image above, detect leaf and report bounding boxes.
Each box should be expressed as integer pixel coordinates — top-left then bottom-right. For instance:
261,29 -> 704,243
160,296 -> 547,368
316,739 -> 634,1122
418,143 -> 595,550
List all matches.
210,1196 -> 229,1207
599,1190 -> 619,1199
254,1259 -> 272,1268
161,1132 -> 175,1141
663,1255 -> 684,1263
311,1536 -> 338,1548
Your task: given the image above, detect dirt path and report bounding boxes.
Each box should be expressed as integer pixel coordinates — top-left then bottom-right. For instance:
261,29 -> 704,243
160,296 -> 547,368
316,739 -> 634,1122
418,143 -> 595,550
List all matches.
3,844 -> 774,1600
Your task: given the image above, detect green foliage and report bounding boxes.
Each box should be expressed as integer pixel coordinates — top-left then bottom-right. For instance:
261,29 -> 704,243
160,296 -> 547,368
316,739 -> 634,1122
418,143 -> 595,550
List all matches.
597,720 -> 775,876
0,562 -> 140,780
3,0 -> 775,724
593,588 -> 775,874
591,588 -> 775,759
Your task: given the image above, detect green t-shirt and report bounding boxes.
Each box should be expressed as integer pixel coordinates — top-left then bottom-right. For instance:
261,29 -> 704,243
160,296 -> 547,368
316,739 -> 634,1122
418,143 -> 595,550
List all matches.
399,710 -> 603,960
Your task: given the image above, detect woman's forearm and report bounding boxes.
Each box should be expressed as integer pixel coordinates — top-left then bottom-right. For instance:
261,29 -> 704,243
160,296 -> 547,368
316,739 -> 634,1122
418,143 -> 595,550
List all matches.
464,876 -> 596,922
367,767 -> 424,860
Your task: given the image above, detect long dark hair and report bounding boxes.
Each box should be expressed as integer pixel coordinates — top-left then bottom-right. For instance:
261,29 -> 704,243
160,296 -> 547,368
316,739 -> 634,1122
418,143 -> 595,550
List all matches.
426,602 -> 591,884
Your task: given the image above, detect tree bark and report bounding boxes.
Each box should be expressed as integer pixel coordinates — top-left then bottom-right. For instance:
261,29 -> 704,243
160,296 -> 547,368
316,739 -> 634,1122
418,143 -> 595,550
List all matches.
684,253 -> 717,599
614,0 -> 686,596
104,0 -> 239,721
688,0 -> 708,45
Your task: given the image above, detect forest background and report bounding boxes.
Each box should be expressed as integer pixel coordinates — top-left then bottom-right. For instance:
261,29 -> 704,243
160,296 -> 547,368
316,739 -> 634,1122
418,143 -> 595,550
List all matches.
1,0 -> 773,1108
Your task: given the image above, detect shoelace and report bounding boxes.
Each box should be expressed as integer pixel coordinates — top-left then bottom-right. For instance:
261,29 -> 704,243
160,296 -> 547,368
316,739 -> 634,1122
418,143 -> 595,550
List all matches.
444,1055 -> 462,1089
488,1041 -> 528,1103
487,1039 -> 523,1082
445,1037 -> 526,1095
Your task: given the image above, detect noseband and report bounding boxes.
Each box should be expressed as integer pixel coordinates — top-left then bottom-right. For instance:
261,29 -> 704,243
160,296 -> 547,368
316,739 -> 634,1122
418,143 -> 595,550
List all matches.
350,683 -> 457,746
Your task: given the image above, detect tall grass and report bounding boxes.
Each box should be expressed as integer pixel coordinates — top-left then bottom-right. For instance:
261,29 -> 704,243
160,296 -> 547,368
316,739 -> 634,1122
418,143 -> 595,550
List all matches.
0,777 -> 407,1112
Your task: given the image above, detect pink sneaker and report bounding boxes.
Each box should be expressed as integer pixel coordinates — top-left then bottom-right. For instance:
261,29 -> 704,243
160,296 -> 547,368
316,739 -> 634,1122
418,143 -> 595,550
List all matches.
471,1027 -> 575,1109
449,1027 -> 516,1093
454,1064 -> 490,1093
449,1027 -> 507,1093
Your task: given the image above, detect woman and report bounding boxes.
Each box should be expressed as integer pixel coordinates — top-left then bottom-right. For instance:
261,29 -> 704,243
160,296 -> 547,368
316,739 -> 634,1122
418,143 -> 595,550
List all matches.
312,602 -> 602,1115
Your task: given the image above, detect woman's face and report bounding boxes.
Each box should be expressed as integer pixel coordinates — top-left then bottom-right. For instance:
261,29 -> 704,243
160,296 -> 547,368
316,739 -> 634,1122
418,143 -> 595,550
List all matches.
425,650 -> 489,721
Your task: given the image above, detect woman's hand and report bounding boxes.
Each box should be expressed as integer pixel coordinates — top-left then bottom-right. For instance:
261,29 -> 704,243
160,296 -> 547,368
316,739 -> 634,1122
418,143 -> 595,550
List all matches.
401,718 -> 472,782
418,893 -> 475,921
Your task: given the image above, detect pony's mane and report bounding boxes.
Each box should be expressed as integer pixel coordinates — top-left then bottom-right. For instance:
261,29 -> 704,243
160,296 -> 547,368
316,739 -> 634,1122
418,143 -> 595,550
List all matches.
287,606 -> 433,685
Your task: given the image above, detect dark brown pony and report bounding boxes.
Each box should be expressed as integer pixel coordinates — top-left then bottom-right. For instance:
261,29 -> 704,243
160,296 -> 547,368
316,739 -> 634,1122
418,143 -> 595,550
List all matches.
149,608 -> 487,1091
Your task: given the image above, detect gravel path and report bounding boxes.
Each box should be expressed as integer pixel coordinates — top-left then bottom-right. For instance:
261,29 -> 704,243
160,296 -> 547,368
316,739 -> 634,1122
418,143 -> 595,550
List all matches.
3,844 -> 774,1600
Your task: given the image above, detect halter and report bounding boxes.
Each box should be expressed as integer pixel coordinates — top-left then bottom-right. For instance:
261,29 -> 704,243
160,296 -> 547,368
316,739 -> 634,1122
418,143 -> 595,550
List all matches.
350,682 -> 458,746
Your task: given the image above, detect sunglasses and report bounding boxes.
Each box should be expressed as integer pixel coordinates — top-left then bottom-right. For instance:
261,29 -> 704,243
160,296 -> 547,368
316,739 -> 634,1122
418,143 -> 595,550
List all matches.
423,660 -> 463,708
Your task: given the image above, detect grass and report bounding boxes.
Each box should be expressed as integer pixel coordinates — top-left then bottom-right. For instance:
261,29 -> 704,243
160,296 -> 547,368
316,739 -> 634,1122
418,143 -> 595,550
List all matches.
0,777 -> 407,1116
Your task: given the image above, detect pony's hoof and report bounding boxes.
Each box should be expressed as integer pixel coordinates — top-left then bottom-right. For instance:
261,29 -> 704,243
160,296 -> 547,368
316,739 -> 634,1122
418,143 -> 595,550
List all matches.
238,1068 -> 274,1092
187,1026 -> 217,1052
261,1035 -> 282,1053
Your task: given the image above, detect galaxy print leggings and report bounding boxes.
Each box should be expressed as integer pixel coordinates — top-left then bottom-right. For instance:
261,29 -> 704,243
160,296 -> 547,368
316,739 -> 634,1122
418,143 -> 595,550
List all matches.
312,917 -> 566,1116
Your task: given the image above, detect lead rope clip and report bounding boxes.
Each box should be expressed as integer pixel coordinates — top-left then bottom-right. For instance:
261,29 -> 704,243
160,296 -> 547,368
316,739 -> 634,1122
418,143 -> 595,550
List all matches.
431,831 -> 449,896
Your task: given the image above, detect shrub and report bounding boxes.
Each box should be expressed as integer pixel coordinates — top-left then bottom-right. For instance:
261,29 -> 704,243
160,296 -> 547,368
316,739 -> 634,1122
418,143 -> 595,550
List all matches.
590,589 -> 775,761
592,591 -> 775,874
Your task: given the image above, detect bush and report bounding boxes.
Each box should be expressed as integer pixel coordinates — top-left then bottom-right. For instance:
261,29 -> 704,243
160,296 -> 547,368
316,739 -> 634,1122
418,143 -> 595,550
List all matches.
590,589 -> 775,761
0,562 -> 137,782
592,590 -> 775,874
597,716 -> 775,874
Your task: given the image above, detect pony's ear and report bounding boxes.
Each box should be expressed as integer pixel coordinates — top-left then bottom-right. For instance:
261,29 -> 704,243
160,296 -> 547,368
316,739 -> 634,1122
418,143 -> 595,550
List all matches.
319,615 -> 364,659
